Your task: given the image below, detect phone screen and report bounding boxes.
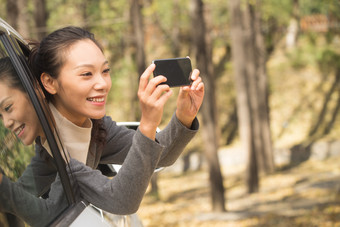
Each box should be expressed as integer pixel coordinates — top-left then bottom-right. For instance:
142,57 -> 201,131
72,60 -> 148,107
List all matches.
152,57 -> 192,87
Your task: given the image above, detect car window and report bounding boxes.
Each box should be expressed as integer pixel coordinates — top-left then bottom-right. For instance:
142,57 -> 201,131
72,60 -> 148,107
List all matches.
0,23 -> 74,227
0,47 -> 34,182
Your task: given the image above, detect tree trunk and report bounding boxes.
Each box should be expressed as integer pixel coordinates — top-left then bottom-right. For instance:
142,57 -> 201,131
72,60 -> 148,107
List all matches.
286,0 -> 300,49
171,0 -> 180,57
229,0 -> 273,193
253,1 -> 275,174
80,0 -> 90,30
129,0 -> 146,121
229,0 -> 259,192
6,0 -> 29,39
6,0 -> 19,30
17,0 -> 29,38
190,0 -> 226,212
33,0 -> 48,40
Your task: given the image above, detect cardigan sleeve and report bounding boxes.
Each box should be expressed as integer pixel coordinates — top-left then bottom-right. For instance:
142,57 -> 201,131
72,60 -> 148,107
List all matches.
67,128 -> 163,214
100,113 -> 199,167
0,174 -> 68,227
15,145 -> 58,197
154,113 -> 199,166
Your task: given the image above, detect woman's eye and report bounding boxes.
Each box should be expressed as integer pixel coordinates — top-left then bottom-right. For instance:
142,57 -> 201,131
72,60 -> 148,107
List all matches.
103,68 -> 110,74
4,104 -> 12,112
81,72 -> 92,77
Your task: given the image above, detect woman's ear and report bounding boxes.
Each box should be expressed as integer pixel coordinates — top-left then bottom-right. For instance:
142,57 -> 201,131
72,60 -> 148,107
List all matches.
40,73 -> 58,95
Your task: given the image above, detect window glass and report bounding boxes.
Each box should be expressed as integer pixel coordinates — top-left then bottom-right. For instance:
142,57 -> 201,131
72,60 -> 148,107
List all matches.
0,34 -> 69,227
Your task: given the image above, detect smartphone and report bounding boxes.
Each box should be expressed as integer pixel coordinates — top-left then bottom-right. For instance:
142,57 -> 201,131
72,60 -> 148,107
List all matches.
152,57 -> 192,87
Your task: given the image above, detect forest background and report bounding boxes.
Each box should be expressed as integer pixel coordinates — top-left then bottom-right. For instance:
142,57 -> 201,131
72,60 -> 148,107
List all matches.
0,0 -> 340,226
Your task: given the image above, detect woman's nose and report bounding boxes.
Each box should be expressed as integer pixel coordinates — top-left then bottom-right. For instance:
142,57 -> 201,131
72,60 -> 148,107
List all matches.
94,74 -> 111,91
3,116 -> 14,130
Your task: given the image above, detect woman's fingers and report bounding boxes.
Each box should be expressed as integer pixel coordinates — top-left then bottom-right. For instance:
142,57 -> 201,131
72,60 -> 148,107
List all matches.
139,64 -> 170,98
152,84 -> 172,105
191,77 -> 202,91
139,63 -> 156,92
138,67 -> 172,115
182,69 -> 201,91
190,69 -> 201,89
143,75 -> 167,97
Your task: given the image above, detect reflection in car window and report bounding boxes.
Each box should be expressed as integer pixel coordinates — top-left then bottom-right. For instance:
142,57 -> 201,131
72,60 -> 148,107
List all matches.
0,33 -> 69,227
0,48 -> 33,179
0,47 -> 34,178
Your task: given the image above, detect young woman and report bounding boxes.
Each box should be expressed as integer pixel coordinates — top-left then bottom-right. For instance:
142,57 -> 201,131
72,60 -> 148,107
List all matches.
24,26 -> 203,212
1,26 -> 204,225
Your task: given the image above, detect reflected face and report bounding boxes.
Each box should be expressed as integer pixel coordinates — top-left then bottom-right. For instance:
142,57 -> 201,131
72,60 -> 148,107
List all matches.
0,82 -> 43,145
51,39 -> 111,127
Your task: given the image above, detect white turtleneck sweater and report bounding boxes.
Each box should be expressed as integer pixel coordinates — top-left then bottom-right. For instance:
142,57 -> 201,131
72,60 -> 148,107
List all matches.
42,103 -> 92,164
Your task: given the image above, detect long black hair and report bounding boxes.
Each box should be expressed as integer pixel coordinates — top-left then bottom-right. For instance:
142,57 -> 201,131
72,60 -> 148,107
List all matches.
0,56 -> 24,91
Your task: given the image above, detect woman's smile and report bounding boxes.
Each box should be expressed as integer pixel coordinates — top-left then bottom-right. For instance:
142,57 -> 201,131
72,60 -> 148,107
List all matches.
14,124 -> 25,138
87,96 -> 106,106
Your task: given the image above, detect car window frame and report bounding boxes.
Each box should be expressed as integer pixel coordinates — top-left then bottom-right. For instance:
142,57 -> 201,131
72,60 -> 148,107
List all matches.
0,29 -> 76,204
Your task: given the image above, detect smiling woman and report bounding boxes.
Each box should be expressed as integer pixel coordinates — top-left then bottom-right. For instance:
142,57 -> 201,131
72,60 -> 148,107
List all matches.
0,57 -> 44,145
24,25 -> 203,213
0,23 -> 203,226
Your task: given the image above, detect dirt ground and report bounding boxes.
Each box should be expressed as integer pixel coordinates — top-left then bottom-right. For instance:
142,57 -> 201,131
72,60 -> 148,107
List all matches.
137,155 -> 340,227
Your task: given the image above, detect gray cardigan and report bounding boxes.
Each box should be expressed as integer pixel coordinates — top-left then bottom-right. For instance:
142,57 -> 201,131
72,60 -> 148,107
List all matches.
0,114 -> 199,226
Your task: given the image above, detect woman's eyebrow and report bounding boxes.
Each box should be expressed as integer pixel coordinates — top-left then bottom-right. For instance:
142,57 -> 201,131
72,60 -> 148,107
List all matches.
73,60 -> 109,70
0,97 -> 10,109
73,64 -> 95,70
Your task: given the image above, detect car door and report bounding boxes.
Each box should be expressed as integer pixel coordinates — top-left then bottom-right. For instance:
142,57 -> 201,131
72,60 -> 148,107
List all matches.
0,18 -> 111,227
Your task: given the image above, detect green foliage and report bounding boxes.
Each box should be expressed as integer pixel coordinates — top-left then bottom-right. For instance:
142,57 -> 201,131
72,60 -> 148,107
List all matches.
262,0 -> 291,24
287,46 -> 310,70
299,0 -> 339,16
317,47 -> 340,76
0,122 -> 34,181
0,0 -> 6,19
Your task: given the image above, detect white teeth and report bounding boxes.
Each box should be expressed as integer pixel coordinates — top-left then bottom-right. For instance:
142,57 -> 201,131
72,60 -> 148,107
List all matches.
87,97 -> 104,102
15,125 -> 24,135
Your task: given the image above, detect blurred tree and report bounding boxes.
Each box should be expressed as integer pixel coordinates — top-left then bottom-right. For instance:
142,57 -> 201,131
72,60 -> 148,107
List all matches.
129,0 -> 146,121
6,0 -> 29,38
190,0 -> 226,212
33,0 -> 48,40
229,0 -> 274,193
285,0 -> 300,49
148,0 -> 182,57
309,50 -> 340,139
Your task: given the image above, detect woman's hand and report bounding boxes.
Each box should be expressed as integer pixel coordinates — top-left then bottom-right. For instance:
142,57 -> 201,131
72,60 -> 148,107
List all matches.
176,69 -> 204,128
138,64 -> 173,140
0,173 -> 3,184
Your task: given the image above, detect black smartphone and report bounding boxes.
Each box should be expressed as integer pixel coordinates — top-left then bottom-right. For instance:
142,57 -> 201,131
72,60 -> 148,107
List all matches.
152,57 -> 192,87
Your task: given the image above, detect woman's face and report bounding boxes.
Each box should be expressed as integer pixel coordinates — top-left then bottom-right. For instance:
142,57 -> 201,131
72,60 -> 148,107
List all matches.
0,82 -> 43,145
51,39 -> 112,126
